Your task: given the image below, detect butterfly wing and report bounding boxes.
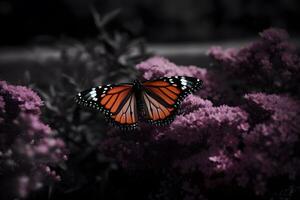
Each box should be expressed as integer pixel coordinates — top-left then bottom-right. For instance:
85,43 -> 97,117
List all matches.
75,84 -> 138,130
142,76 -> 203,125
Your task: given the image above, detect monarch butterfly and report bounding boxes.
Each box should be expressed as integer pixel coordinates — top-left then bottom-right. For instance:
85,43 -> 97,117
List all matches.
75,76 -> 203,130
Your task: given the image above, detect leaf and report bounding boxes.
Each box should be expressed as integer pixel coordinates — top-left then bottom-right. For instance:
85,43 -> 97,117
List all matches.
90,6 -> 121,31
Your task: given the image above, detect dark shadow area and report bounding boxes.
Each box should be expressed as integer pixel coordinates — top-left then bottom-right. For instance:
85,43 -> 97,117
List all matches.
0,0 -> 300,45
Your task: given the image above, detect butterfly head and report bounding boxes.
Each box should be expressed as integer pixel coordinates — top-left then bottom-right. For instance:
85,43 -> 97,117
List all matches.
133,79 -> 142,89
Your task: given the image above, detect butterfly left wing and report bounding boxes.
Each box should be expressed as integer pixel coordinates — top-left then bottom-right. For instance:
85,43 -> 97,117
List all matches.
75,84 -> 138,130
141,76 -> 203,126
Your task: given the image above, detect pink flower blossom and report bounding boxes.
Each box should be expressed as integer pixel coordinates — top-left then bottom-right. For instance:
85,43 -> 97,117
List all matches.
0,81 -> 67,198
100,28 -> 300,199
208,28 -> 300,95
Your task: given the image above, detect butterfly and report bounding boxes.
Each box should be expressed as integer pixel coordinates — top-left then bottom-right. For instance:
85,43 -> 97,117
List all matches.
75,76 -> 203,130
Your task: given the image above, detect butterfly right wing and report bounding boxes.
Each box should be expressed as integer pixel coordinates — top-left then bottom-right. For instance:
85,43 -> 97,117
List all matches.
75,84 -> 138,130
141,90 -> 175,126
141,76 -> 203,126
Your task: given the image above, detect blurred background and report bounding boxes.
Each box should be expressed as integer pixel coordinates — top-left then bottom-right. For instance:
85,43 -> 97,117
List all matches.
1,0 -> 299,69
0,0 -> 299,45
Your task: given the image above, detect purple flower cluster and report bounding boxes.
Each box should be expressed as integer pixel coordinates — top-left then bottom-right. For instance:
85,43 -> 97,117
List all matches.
240,93 -> 300,194
208,28 -> 300,95
0,81 -> 67,198
100,28 -> 300,199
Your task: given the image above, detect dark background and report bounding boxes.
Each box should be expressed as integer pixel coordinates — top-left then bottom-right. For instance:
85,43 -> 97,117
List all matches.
0,0 -> 299,46
0,1 -> 300,200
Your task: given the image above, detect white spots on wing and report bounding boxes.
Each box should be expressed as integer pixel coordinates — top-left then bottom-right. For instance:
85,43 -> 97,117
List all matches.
180,78 -> 187,83
169,78 -> 174,84
175,77 -> 188,90
89,90 -> 97,97
180,78 -> 188,89
101,87 -> 108,94
81,88 -> 98,101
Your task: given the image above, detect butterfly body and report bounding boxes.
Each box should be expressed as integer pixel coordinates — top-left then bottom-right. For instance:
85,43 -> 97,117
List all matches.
75,76 -> 203,131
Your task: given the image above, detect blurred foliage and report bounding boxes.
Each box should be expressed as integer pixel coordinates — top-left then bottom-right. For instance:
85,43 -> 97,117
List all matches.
25,8 -> 149,199
1,0 -> 300,45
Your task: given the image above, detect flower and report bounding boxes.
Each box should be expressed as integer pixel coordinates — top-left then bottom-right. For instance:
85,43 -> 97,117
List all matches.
100,28 -> 300,199
0,81 -> 67,198
101,46 -> 300,198
240,93 -> 300,194
208,28 -> 300,95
